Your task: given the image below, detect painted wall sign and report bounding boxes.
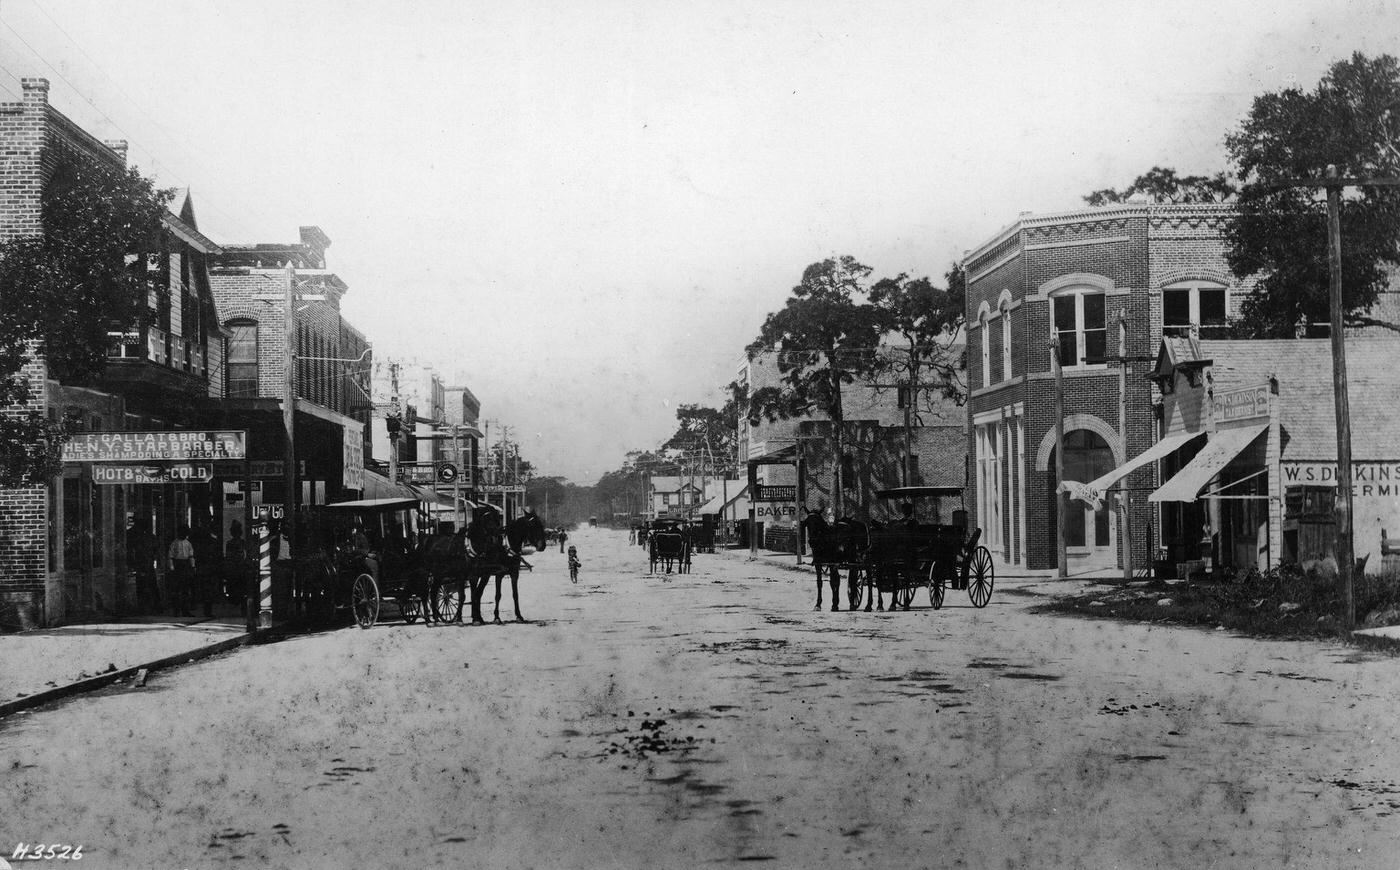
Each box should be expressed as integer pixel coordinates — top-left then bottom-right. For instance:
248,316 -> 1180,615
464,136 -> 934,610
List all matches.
1283,461 -> 1400,496
755,505 -> 798,519
64,430 -> 246,462
92,463 -> 213,485
1212,385 -> 1270,423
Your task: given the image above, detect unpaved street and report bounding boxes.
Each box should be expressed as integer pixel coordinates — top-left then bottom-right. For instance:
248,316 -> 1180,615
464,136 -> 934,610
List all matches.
2,528 -> 1397,869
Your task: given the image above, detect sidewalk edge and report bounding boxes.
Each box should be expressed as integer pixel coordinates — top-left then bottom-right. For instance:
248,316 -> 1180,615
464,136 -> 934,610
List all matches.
0,630 -> 262,720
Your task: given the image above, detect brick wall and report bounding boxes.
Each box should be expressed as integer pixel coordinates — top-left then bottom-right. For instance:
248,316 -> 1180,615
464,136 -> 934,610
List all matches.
0,351 -> 48,623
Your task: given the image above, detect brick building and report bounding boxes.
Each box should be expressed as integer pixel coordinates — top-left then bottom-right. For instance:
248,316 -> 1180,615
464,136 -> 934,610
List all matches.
0,79 -> 230,625
962,202 -> 1254,573
207,227 -> 372,541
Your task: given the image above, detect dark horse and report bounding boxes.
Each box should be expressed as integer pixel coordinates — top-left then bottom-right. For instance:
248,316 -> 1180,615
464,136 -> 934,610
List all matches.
464,507 -> 547,624
802,511 -> 866,611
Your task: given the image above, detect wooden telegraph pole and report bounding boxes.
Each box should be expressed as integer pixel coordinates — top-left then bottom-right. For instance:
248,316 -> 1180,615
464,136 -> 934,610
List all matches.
1325,165 -> 1357,632
1269,166 -> 1400,630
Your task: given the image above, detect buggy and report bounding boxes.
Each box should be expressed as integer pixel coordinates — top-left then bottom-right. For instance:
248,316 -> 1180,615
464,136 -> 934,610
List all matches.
647,518 -> 692,574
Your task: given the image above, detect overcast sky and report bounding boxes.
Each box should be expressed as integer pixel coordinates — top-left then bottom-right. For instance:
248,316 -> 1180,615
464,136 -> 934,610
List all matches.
0,0 -> 1394,482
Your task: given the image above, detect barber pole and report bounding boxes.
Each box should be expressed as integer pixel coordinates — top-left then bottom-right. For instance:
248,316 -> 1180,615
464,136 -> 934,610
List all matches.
257,523 -> 273,629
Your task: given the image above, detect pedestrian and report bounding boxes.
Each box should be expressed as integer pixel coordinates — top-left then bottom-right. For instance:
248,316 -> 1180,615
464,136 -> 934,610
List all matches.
558,526 -> 568,553
168,525 -> 196,617
224,521 -> 248,605
127,519 -> 160,614
191,522 -> 218,618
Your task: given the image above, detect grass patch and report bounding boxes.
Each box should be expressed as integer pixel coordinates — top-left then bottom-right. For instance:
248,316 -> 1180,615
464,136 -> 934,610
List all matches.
1037,565 -> 1400,640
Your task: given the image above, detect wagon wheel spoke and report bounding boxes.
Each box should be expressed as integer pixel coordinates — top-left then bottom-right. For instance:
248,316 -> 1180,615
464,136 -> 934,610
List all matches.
927,562 -> 945,610
351,573 -> 380,629
969,546 -> 995,608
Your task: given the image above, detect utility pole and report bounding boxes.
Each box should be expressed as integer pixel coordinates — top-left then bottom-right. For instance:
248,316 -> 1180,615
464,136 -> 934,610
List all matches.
282,260 -> 296,541
387,361 -> 401,488
1117,310 -> 1133,583
1051,337 -> 1067,579
1266,167 -> 1400,630
1326,165 -> 1357,631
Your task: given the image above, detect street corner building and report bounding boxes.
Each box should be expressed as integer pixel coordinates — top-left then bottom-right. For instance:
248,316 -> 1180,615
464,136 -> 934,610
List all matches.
963,199 -> 1400,579
0,79 -> 379,628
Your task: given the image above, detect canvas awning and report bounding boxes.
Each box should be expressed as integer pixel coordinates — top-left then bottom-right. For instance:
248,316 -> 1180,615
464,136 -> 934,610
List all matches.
1065,430 -> 1207,506
1149,422 -> 1269,503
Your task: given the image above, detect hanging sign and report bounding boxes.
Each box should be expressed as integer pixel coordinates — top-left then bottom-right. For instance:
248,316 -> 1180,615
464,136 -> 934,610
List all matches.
92,464 -> 213,485
64,431 -> 246,462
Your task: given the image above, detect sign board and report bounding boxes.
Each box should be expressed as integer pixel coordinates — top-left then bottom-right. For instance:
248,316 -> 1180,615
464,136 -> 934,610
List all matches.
396,463 -> 439,485
342,420 -> 365,491
1283,461 -> 1400,495
92,463 -> 213,485
212,460 -> 306,479
1212,385 -> 1270,424
753,484 -> 796,502
436,462 -> 459,484
477,484 -> 526,494
63,430 -> 246,462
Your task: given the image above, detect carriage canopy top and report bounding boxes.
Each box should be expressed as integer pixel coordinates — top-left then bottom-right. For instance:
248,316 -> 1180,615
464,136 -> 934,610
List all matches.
874,486 -> 965,500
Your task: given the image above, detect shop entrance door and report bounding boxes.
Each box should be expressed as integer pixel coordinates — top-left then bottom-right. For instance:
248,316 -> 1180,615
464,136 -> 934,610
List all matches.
1055,429 -> 1117,569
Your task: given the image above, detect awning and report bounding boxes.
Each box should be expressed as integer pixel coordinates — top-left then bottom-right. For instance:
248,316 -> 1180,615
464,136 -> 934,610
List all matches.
1149,422 -> 1269,503
361,470 -> 417,501
407,484 -> 454,508
1065,430 -> 1206,506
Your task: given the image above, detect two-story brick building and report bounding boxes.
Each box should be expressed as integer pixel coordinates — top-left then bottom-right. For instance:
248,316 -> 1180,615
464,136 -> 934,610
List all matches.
962,202 -> 1253,574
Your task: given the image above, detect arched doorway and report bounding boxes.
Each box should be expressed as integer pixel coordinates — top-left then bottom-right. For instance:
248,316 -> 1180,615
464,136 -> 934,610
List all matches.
1050,429 -> 1117,569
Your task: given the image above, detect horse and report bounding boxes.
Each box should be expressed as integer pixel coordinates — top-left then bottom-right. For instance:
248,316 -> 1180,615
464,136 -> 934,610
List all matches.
463,507 -> 547,624
803,512 -> 866,611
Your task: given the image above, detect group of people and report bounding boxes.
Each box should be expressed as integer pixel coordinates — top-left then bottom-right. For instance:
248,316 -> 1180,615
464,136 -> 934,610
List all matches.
125,519 -> 252,618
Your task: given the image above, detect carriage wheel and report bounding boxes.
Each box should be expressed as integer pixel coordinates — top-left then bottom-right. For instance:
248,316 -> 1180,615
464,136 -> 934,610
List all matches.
895,585 -> 915,610
927,563 -> 945,610
847,570 -> 863,610
430,575 -> 462,623
399,593 -> 423,624
968,547 -> 995,608
351,573 -> 380,629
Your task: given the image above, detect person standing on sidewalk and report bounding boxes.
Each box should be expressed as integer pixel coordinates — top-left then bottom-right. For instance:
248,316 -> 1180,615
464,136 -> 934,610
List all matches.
191,522 -> 218,618
224,521 -> 248,604
168,525 -> 196,617
127,520 -> 160,614
558,527 -> 568,554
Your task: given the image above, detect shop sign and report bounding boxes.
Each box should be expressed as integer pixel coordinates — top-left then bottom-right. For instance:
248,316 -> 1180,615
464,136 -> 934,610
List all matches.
92,463 -> 213,485
343,423 -> 364,491
64,430 -> 246,462
212,460 -> 306,479
396,463 -> 438,485
754,484 -> 796,502
1212,385 -> 1270,423
1283,461 -> 1400,496
756,505 -> 798,519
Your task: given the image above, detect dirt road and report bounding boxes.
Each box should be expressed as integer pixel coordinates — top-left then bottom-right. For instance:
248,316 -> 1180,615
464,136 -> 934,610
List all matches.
1,527 -> 1396,868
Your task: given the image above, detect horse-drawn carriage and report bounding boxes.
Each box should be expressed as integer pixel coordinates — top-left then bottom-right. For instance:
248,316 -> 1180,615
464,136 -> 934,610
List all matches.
300,497 -> 432,629
647,517 -> 692,574
804,486 -> 994,612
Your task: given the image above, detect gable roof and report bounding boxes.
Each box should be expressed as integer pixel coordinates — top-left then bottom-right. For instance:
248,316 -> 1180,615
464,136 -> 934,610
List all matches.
1200,338 -> 1400,460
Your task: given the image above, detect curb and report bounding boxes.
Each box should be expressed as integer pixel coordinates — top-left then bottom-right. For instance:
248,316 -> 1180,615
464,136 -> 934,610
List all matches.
0,628 -> 270,720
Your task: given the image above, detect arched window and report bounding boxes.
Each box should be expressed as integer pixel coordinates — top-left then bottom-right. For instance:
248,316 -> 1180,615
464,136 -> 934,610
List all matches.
1050,287 -> 1106,369
979,310 -> 991,387
226,319 -> 259,398
1000,302 -> 1012,381
1162,280 -> 1227,336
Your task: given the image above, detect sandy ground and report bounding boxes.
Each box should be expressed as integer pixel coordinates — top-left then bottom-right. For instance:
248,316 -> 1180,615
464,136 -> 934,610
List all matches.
1,527 -> 1397,869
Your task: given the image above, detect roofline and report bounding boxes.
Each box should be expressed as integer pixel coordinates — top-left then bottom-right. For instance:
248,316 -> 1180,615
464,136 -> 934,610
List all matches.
962,202 -> 1237,273
162,212 -> 222,255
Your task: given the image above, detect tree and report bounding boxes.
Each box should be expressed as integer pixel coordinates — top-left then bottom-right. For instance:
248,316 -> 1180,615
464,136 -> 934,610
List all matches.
661,397 -> 740,473
867,264 -> 968,485
746,256 -> 887,517
1225,52 -> 1400,336
0,153 -> 172,486
1083,166 -> 1236,206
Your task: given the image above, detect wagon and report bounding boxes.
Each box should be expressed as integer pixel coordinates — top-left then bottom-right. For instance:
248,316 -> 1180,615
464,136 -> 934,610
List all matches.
647,518 -> 692,574
302,497 -> 432,629
862,486 -> 994,611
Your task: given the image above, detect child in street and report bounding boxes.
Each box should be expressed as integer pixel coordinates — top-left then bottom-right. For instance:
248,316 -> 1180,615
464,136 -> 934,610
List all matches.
567,545 -> 581,583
